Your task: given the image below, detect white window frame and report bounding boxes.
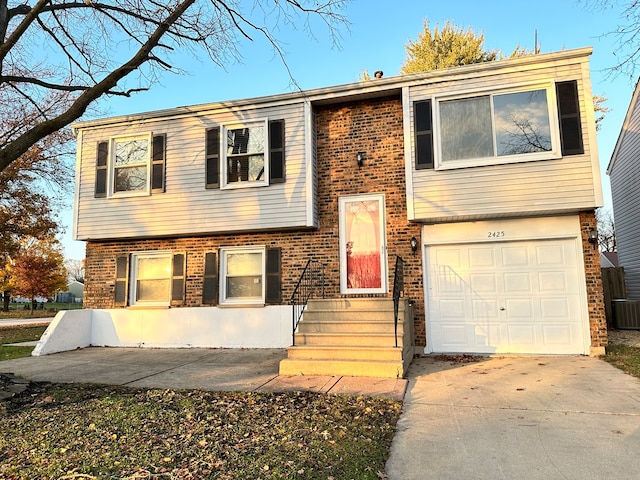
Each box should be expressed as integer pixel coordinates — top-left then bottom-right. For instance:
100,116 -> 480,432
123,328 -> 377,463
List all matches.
219,246 -> 266,305
221,119 -> 269,189
432,82 -> 561,170
129,251 -> 172,307
108,133 -> 152,197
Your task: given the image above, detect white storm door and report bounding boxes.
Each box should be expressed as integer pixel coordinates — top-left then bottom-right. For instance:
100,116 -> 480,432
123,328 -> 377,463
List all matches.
339,194 -> 388,294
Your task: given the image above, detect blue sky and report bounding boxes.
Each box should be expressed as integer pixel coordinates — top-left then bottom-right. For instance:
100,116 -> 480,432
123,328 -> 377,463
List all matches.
62,0 -> 637,259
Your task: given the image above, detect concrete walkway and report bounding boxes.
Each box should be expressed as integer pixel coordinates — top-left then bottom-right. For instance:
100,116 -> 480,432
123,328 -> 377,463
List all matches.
385,355 -> 640,480
0,347 -> 407,400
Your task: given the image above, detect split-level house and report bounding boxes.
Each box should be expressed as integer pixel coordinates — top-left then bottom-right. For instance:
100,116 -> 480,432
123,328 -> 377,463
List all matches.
35,47 -> 607,377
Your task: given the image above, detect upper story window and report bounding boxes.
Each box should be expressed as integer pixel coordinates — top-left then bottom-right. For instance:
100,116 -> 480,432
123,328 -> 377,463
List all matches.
94,134 -> 166,198
414,81 -> 583,171
225,122 -> 267,186
205,119 -> 285,189
436,85 -> 558,169
114,136 -> 150,193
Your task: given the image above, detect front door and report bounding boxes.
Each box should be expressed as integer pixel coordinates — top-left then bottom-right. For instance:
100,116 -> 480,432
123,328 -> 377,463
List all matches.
339,194 -> 388,294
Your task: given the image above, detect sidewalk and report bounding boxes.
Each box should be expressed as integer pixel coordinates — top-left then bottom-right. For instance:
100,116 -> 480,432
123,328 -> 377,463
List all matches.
0,317 -> 52,326
0,347 -> 408,400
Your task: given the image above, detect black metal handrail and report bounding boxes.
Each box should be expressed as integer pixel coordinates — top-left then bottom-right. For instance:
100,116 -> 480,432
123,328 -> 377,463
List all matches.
392,255 -> 405,348
290,259 -> 325,346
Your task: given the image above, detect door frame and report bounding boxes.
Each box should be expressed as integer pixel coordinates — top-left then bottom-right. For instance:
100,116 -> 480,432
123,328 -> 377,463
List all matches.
338,193 -> 388,294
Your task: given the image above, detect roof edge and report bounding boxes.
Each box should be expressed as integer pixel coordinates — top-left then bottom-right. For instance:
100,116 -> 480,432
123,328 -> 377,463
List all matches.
72,47 -> 593,131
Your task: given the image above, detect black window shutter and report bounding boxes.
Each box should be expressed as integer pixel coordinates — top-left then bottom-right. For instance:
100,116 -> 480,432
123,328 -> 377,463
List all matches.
414,101 -> 434,169
152,134 -> 166,193
269,120 -> 285,183
114,255 -> 129,306
206,128 -> 220,188
202,252 -> 219,305
95,141 -> 108,198
171,253 -> 186,303
556,81 -> 584,156
265,247 -> 282,304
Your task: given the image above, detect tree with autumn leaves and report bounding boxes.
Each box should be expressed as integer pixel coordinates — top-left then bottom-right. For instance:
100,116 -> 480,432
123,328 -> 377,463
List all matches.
5,238 -> 67,313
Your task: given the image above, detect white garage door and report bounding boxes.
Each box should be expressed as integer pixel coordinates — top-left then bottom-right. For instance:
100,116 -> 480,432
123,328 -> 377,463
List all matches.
426,239 -> 588,354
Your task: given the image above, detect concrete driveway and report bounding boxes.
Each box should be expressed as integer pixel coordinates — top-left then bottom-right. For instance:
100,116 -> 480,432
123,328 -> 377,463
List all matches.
385,355 -> 640,480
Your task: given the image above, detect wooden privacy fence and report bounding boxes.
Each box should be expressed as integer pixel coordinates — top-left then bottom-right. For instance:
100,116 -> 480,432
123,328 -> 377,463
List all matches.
601,267 -> 640,329
601,267 -> 626,328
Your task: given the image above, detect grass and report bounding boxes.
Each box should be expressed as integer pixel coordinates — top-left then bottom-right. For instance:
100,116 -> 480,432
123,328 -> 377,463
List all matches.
603,344 -> 640,378
0,302 -> 82,320
0,384 -> 402,479
0,324 -> 48,361
0,324 -> 402,478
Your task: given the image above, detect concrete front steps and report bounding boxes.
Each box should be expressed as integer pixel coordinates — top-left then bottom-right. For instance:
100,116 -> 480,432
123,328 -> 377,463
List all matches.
279,297 -> 414,379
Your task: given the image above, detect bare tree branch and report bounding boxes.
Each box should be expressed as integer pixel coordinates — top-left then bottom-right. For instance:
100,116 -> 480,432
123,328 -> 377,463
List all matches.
0,0 -> 350,173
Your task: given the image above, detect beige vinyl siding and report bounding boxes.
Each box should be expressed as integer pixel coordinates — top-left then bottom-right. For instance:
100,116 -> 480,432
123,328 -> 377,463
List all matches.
75,102 -> 311,240
407,55 -> 600,222
610,87 -> 640,299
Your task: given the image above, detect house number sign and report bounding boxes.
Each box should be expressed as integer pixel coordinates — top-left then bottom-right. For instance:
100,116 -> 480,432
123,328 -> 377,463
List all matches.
487,231 -> 506,238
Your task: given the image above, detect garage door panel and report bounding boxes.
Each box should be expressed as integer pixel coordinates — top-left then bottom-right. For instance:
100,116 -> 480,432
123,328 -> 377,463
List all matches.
503,272 -> 531,292
468,247 -> 496,267
540,298 -> 572,319
470,273 -> 498,292
538,271 -> 570,293
472,298 -> 499,319
437,299 -> 466,319
542,325 -> 573,345
504,298 -> 534,319
436,324 -> 468,346
435,266 -> 466,294
505,324 -> 536,345
427,238 -> 587,354
501,246 -> 530,267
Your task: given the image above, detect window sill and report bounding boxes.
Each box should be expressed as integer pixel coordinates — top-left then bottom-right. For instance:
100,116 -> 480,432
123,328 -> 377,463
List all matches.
127,305 -> 170,310
217,302 -> 265,308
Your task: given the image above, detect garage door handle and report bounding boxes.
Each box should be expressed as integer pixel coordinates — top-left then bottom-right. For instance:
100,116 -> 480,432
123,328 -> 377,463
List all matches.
499,307 -> 506,311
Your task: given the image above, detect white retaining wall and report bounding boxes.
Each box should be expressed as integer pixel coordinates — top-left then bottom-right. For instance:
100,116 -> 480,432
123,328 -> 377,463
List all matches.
32,306 -> 292,356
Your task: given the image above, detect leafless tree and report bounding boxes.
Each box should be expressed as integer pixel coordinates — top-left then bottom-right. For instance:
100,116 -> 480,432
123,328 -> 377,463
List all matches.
65,258 -> 85,282
0,0 -> 349,173
581,1 -> 640,79
596,207 -> 616,252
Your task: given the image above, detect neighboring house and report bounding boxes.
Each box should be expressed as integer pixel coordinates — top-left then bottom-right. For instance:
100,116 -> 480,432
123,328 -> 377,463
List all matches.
40,47 -> 606,372
55,280 -> 84,303
608,79 -> 640,300
600,251 -> 619,268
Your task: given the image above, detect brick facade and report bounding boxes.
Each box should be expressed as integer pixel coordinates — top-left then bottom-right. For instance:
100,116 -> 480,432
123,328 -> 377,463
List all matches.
83,96 -> 427,343
82,95 -> 606,353
580,210 -> 608,350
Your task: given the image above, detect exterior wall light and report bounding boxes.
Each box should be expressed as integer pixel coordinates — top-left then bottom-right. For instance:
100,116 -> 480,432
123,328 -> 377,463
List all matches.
410,236 -> 419,254
357,152 -> 364,168
588,228 -> 598,247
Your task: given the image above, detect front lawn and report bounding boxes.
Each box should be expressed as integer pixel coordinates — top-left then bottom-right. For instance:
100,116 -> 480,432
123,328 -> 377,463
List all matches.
0,383 -> 402,479
0,302 -> 82,320
603,344 -> 640,378
0,324 -> 48,361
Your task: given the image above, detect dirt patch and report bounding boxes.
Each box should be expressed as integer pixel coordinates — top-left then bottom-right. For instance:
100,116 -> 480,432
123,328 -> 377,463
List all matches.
608,328 -> 640,347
